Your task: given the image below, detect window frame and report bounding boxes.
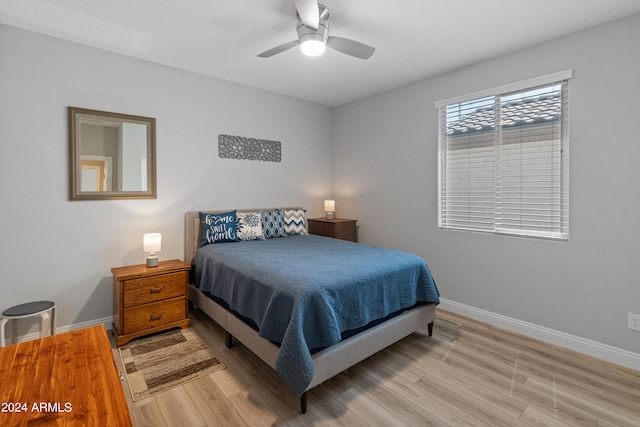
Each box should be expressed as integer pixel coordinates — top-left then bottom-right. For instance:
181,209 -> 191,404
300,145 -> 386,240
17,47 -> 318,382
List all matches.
435,70 -> 572,241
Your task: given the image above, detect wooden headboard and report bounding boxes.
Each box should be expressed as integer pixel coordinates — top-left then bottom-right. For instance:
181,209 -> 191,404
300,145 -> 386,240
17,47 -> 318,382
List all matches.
184,207 -> 304,265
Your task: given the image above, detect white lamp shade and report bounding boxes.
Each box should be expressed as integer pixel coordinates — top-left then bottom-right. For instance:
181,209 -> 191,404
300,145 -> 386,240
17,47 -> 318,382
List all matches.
324,200 -> 335,212
143,233 -> 162,253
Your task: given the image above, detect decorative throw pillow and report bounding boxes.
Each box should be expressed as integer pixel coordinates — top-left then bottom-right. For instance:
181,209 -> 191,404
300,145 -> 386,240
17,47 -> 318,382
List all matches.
236,211 -> 266,241
262,210 -> 287,239
283,209 -> 308,235
199,210 -> 238,246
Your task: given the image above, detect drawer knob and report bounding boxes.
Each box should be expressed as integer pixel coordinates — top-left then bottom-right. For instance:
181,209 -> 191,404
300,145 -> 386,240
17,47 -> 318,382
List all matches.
149,286 -> 164,293
149,312 -> 164,321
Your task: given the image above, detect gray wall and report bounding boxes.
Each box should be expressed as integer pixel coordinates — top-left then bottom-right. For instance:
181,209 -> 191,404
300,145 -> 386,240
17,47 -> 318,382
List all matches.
333,13 -> 640,356
0,25 -> 333,334
2,13 -> 639,365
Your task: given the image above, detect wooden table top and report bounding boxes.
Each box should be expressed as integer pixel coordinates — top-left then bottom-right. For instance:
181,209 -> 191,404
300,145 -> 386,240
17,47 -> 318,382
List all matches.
0,325 -> 132,426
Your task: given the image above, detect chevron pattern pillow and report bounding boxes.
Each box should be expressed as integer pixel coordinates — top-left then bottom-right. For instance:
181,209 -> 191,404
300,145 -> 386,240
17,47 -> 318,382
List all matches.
262,210 -> 287,238
283,209 -> 308,235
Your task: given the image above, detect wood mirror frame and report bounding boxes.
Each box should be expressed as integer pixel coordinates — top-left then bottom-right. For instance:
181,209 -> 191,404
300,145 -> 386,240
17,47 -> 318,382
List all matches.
68,107 -> 156,200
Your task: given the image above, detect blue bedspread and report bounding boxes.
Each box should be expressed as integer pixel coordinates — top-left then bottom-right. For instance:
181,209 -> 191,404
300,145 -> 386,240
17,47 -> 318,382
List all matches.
195,234 -> 439,395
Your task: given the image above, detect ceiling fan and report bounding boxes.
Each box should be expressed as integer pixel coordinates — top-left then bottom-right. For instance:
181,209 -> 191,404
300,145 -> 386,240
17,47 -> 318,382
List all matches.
257,0 -> 375,60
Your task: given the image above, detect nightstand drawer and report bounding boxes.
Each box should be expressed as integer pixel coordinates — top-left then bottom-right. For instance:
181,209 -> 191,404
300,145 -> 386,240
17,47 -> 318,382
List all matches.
123,297 -> 185,334
335,222 -> 356,237
124,271 -> 186,307
307,218 -> 358,242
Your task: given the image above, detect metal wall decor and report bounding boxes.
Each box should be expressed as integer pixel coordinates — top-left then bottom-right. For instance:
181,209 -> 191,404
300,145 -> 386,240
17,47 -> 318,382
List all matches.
218,134 -> 281,162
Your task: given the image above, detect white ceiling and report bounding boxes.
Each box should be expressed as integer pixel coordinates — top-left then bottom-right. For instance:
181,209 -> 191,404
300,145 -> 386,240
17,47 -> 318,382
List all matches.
2,0 -> 640,107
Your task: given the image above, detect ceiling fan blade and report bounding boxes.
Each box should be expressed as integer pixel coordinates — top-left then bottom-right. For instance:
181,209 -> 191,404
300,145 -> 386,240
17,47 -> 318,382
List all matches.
257,40 -> 299,58
295,0 -> 319,29
327,36 -> 375,60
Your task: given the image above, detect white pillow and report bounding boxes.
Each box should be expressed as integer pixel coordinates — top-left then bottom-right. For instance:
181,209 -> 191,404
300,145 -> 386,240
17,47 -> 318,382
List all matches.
236,211 -> 266,241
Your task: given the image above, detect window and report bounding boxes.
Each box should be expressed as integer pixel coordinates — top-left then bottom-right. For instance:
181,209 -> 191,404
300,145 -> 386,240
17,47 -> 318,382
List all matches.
436,70 -> 572,240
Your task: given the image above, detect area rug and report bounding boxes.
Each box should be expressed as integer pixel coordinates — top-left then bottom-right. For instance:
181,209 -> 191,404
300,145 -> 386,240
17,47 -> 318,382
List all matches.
118,328 -> 225,401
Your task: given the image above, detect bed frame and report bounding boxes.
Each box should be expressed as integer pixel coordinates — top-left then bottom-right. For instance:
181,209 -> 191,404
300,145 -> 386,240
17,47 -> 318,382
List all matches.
185,209 -> 436,413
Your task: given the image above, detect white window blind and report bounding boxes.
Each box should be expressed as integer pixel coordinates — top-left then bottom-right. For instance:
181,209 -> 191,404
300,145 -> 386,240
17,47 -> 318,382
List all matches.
437,73 -> 570,240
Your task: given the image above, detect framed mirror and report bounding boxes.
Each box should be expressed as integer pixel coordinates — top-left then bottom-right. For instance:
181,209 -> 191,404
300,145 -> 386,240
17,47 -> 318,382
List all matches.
68,107 -> 156,200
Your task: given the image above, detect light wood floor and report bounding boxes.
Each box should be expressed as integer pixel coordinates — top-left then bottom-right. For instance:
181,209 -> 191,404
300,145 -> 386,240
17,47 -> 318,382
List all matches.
110,309 -> 640,426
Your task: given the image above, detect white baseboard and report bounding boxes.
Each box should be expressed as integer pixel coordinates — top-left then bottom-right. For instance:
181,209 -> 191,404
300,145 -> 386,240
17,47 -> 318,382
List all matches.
439,298 -> 640,372
9,316 -> 113,344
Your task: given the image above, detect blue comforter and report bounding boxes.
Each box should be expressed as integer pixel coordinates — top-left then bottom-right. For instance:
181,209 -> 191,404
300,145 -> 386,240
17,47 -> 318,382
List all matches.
195,234 -> 439,395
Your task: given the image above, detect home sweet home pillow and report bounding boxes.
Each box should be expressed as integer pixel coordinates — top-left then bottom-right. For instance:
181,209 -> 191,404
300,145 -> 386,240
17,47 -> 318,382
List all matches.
200,210 -> 238,245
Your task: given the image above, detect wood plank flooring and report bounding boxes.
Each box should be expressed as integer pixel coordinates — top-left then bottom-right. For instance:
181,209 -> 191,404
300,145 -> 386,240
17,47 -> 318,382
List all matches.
110,309 -> 640,426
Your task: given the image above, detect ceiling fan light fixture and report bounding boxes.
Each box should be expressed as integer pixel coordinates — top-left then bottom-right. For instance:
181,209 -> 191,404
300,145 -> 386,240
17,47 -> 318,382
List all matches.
300,37 -> 326,56
297,7 -> 329,57
258,3 -> 375,60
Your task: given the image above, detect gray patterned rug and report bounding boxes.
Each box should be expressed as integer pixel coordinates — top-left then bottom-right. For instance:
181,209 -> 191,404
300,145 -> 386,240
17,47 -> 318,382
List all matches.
119,328 -> 225,401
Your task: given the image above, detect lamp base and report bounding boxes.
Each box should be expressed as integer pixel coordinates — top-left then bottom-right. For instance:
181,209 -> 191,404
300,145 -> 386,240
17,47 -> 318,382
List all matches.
325,212 -> 335,219
146,255 -> 159,267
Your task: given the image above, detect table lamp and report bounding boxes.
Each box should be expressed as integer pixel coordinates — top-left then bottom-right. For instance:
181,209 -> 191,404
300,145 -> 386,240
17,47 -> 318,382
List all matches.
143,233 -> 161,267
324,200 -> 335,219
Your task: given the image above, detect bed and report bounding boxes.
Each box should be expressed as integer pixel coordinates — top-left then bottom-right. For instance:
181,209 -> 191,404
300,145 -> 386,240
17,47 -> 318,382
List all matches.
185,208 -> 439,413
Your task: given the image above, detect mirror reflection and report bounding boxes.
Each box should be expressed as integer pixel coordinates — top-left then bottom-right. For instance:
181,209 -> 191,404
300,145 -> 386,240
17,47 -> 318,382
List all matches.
68,107 -> 156,200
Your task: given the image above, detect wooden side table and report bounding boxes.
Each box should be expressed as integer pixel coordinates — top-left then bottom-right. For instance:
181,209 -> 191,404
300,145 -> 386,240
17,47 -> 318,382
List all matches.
307,218 -> 358,242
112,259 -> 190,346
0,325 -> 132,426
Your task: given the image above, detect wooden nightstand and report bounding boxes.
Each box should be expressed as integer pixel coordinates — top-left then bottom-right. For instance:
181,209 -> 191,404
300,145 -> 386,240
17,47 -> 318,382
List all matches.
112,259 -> 190,346
308,218 -> 358,242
